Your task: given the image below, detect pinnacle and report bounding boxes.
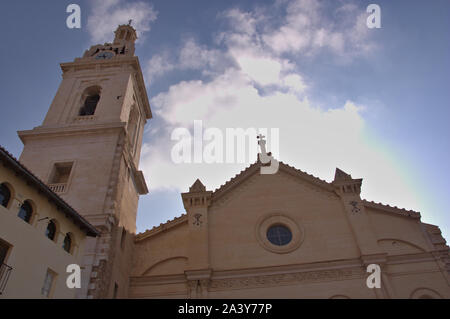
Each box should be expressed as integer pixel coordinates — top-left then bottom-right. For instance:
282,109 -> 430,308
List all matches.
334,168 -> 352,181
189,178 -> 206,192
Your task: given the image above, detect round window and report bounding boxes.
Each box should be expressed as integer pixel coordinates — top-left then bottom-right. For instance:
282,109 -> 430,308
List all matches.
256,213 -> 304,254
266,224 -> 292,246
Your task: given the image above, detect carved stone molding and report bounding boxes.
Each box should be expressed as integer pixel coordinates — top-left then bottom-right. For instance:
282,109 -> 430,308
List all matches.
209,267 -> 366,291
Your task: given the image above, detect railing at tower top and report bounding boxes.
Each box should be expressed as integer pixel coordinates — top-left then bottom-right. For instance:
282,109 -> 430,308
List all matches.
0,263 -> 12,295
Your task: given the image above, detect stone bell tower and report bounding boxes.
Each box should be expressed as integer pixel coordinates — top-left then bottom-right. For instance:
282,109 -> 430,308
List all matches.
17,24 -> 151,298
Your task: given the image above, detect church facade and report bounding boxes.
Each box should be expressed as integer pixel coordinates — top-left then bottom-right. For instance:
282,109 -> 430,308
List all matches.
130,163 -> 450,299
11,25 -> 450,299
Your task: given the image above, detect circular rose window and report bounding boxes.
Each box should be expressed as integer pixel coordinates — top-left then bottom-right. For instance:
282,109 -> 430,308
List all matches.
266,224 -> 292,246
256,213 -> 304,254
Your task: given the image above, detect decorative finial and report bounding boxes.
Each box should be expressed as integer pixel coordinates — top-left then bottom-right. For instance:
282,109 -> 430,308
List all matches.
257,134 -> 279,174
257,134 -> 268,155
128,19 -> 133,26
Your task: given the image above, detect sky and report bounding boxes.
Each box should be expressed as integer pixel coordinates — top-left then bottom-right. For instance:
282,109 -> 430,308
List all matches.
0,0 -> 449,240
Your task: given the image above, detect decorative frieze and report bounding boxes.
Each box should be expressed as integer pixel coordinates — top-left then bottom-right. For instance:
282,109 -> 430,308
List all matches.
209,267 -> 366,291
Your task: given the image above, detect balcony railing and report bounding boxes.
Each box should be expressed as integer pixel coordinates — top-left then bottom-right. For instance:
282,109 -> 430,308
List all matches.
48,183 -> 67,193
0,263 -> 12,295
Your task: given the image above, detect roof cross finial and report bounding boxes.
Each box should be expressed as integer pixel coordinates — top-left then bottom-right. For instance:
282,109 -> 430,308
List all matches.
128,19 -> 133,26
257,134 -> 267,155
256,134 -> 279,174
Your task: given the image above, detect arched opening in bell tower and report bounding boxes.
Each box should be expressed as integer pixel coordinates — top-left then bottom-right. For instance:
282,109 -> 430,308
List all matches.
79,86 -> 102,116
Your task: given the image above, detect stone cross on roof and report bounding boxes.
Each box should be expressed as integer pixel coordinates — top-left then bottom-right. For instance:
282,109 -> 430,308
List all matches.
257,134 -> 268,155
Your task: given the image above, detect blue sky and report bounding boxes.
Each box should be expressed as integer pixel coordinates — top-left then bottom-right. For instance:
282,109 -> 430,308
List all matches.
0,0 -> 449,240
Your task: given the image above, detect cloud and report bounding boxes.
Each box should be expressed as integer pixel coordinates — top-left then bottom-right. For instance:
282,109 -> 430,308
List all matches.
146,53 -> 176,84
262,0 -> 375,58
145,38 -> 232,84
139,0 -> 419,213
87,0 -> 158,43
145,0 -> 377,85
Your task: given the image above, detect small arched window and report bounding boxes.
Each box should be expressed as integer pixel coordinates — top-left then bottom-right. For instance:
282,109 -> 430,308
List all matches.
0,183 -> 11,208
63,233 -> 72,253
79,86 -> 101,116
79,94 -> 100,116
18,200 -> 33,223
45,220 -> 57,241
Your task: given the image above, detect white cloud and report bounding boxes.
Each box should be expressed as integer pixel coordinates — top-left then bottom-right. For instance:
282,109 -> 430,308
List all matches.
179,39 -> 226,72
139,1 -> 418,213
144,0 -> 377,85
260,0 -> 376,57
146,53 -> 175,84
87,0 -> 157,43
282,74 -> 307,93
145,38 -> 231,85
235,53 -> 284,86
142,70 -> 420,212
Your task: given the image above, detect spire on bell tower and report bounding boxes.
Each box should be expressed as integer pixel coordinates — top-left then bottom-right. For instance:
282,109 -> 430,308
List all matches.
81,24 -> 138,59
113,23 -> 137,55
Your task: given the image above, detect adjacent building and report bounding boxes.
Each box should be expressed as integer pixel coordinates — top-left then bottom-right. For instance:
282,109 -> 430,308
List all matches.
0,146 -> 99,298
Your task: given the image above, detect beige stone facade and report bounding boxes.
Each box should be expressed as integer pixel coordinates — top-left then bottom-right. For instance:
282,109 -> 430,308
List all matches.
5,25 -> 450,299
130,164 -> 450,299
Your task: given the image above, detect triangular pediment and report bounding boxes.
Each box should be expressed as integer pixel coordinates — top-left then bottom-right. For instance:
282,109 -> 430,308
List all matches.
211,160 -> 335,203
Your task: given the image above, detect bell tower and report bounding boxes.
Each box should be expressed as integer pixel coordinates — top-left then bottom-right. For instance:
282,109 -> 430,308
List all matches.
17,25 -> 151,298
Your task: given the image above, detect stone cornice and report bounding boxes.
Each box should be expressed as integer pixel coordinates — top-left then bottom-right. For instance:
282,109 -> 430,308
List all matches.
129,259 -> 367,290
212,258 -> 364,278
209,267 -> 365,291
128,252 -> 445,292
385,252 -> 437,265
362,200 -> 421,219
135,214 -> 188,242
61,56 -> 138,73
17,122 -> 127,143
